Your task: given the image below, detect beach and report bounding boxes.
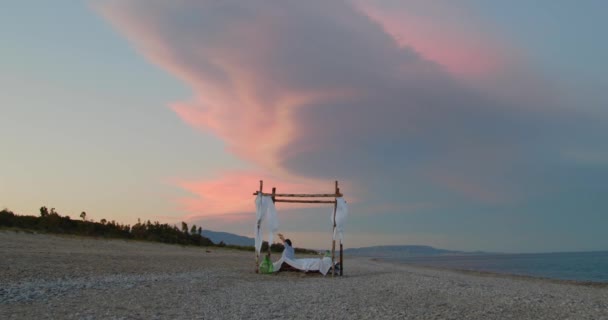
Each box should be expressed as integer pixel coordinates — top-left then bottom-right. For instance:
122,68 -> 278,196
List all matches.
1,231 -> 607,319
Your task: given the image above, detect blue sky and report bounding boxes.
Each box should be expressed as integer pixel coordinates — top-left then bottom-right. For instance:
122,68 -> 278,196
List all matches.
1,0 -> 607,253
1,1 -> 244,220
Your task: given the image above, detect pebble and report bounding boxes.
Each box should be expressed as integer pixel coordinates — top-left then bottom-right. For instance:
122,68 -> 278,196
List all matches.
1,231 -> 607,319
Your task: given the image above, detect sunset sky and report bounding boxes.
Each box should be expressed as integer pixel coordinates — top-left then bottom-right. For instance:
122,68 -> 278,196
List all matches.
2,0 -> 607,253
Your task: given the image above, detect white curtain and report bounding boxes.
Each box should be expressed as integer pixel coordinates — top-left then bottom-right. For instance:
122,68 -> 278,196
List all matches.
266,198 -> 279,247
254,194 -> 267,255
331,197 -> 348,241
254,194 -> 280,255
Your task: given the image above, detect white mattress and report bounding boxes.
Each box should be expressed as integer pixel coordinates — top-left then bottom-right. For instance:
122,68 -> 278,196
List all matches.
272,256 -> 333,275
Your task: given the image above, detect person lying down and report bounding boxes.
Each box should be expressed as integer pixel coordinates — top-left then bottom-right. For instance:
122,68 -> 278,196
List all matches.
273,233 -> 335,275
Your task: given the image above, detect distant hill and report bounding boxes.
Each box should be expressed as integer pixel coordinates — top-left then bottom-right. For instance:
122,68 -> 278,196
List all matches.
344,245 -> 465,258
197,230 -> 473,257
201,230 -> 254,247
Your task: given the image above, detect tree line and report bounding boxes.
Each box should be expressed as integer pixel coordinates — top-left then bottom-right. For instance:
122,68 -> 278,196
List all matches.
0,207 -> 317,254
0,206 -> 214,246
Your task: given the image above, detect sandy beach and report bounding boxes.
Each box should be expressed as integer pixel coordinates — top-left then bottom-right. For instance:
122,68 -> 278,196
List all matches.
1,231 -> 607,319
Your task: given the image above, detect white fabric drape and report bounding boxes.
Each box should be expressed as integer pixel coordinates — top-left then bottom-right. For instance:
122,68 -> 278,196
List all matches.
254,194 -> 280,255
254,194 -> 267,255
266,199 -> 279,247
331,197 -> 348,241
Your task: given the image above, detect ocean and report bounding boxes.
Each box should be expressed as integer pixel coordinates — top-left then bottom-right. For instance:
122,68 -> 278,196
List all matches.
391,251 -> 608,283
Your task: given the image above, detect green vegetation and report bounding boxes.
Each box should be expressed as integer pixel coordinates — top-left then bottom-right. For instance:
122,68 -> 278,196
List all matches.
0,207 -> 318,254
1,206 -> 212,246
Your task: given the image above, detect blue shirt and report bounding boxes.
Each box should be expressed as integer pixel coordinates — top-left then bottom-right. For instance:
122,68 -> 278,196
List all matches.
283,242 -> 295,259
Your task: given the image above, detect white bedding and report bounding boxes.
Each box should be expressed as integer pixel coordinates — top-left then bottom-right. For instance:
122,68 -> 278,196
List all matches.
272,256 -> 333,275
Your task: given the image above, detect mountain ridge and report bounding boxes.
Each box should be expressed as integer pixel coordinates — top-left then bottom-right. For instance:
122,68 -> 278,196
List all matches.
201,230 -> 254,246
200,230 -> 474,257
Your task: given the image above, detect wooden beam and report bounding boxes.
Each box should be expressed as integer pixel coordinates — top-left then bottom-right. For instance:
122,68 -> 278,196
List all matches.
273,199 -> 336,204
253,192 -> 342,198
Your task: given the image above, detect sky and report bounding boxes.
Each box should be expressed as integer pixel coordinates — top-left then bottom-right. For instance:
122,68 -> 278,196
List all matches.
1,0 -> 607,253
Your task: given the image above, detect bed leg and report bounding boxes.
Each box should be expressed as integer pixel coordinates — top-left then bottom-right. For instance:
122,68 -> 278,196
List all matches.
331,238 -> 335,277
340,242 -> 343,276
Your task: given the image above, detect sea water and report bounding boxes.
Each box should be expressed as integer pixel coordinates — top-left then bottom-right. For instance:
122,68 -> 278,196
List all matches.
392,251 -> 608,283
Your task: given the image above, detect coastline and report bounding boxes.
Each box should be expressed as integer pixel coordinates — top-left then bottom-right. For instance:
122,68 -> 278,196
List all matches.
372,258 -> 608,288
2,230 -> 607,319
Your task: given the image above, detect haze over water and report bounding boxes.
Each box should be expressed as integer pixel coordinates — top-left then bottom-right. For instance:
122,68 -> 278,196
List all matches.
392,251 -> 608,283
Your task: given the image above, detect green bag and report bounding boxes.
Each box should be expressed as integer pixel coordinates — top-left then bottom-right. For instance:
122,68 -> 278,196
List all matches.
259,256 -> 274,274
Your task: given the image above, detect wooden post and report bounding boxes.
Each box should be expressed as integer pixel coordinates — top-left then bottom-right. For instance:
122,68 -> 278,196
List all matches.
340,241 -> 343,276
336,184 -> 343,276
331,180 -> 338,277
269,187 -> 276,258
255,180 -> 263,273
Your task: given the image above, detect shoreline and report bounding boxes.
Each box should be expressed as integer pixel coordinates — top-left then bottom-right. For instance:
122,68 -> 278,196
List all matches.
5,228 -> 605,287
371,258 -> 608,288
2,230 -> 607,319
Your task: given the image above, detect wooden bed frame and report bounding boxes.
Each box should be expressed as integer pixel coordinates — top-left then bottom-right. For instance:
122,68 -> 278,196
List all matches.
253,180 -> 344,277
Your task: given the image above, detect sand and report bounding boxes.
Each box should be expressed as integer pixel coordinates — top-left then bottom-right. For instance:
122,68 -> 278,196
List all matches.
1,230 -> 607,319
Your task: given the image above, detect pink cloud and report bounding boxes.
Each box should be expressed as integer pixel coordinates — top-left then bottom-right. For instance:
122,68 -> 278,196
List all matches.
97,1 -> 363,171
96,0 -> 548,220
355,1 -> 513,78
173,171 -> 353,220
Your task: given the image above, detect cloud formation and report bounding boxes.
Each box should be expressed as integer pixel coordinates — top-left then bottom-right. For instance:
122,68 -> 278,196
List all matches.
173,170 -> 355,217
355,0 -> 511,78
96,0 -> 607,240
